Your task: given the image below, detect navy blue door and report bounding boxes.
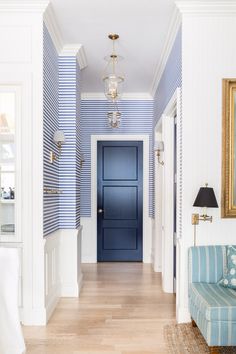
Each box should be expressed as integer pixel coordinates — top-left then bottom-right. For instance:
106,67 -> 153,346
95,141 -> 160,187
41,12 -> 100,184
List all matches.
97,141 -> 143,262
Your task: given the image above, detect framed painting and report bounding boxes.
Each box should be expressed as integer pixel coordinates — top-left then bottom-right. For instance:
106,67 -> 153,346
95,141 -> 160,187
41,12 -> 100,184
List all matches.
222,79 -> 236,217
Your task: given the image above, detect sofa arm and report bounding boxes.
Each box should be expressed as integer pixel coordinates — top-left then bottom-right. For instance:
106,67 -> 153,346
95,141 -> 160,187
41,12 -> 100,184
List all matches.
189,246 -> 226,284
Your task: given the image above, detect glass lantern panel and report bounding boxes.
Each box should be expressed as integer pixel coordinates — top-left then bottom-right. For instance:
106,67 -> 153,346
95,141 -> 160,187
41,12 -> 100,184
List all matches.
104,74 -> 124,101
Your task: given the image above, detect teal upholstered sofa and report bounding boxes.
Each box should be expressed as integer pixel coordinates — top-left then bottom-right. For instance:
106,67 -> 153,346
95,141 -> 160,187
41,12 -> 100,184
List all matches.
189,246 -> 236,353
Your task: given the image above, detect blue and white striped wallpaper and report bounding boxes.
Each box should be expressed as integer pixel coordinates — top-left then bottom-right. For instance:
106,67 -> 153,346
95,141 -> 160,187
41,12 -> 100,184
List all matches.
80,100 -> 154,217
43,25 -> 81,236
58,56 -> 81,229
43,24 -> 182,234
43,25 -> 60,236
154,28 -> 182,125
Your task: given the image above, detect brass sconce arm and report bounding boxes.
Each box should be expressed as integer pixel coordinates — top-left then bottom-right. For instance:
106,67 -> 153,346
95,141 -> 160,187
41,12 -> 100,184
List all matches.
80,153 -> 85,168
192,213 -> 213,225
156,150 -> 164,166
154,141 -> 164,166
191,183 -> 218,246
49,130 -> 65,164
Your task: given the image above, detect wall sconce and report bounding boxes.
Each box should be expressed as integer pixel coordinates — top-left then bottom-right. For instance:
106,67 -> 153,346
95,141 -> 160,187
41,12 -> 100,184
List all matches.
154,141 -> 164,165
80,153 -> 85,168
49,130 -> 65,164
192,183 -> 218,246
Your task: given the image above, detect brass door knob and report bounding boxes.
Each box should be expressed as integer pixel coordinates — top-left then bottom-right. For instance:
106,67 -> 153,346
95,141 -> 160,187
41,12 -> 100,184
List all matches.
98,208 -> 103,213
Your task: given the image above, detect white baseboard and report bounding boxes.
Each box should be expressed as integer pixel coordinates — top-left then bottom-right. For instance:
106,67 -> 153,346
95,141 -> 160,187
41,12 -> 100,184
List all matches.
60,283 -> 79,297
60,270 -> 83,297
82,255 -> 97,263
176,306 -> 191,323
21,307 -> 47,326
153,264 -> 162,272
46,284 -> 60,322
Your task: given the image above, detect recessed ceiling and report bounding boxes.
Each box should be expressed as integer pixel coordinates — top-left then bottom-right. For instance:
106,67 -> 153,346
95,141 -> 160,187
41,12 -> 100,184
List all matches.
50,0 -> 176,94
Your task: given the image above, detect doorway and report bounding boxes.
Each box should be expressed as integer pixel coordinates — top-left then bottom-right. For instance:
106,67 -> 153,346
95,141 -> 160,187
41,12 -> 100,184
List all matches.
97,141 -> 143,261
154,88 -> 180,295
88,134 -> 151,264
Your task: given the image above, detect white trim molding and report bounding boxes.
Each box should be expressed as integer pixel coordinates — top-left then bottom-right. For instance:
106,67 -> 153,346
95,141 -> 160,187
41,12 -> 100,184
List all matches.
82,134 -> 152,264
43,2 -> 63,53
81,92 -> 153,101
176,1 -> 236,15
0,0 -> 49,12
43,2 -> 87,68
153,88 -> 182,298
60,45 -> 87,69
0,0 -> 88,69
150,7 -> 181,97
59,227 -> 83,297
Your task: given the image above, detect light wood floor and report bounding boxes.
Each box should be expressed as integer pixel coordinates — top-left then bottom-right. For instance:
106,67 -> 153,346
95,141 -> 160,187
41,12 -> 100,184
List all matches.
23,263 -> 176,354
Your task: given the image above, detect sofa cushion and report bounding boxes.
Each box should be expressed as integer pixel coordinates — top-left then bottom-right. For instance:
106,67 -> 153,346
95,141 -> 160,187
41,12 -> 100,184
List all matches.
189,246 -> 226,284
189,282 -> 236,321
190,298 -> 236,346
219,245 -> 236,289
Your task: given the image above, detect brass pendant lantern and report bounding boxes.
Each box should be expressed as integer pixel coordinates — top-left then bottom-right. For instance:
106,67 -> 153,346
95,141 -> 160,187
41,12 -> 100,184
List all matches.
102,34 -> 124,128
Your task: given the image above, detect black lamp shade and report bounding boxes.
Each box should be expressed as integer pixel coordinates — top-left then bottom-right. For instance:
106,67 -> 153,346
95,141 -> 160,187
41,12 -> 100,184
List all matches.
193,186 -> 218,208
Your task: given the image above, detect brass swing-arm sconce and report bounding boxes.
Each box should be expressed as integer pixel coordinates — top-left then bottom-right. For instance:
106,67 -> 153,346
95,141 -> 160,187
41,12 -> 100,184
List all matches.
80,153 -> 85,168
49,130 -> 65,164
154,141 -> 164,165
192,183 -> 218,246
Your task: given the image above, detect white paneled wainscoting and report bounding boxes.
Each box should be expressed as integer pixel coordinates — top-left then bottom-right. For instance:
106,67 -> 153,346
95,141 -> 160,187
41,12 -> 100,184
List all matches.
44,226 -> 83,323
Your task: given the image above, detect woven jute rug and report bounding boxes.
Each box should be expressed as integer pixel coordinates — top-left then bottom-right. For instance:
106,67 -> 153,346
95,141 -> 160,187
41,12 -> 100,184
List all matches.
164,323 -> 236,353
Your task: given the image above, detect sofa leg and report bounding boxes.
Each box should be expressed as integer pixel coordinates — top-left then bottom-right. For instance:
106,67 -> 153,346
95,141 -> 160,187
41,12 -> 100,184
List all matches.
209,347 -> 219,354
191,318 -> 197,327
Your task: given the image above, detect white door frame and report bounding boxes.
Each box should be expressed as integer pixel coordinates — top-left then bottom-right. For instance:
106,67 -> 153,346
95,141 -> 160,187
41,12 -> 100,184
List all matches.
91,134 -> 151,263
154,88 -> 181,293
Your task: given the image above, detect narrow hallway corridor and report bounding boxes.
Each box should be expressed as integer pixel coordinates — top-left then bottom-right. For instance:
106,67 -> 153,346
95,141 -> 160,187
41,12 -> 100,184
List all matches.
24,263 -> 175,354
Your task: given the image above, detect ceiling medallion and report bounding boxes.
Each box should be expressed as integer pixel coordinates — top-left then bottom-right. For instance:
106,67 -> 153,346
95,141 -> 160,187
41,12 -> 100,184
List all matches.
102,33 -> 124,128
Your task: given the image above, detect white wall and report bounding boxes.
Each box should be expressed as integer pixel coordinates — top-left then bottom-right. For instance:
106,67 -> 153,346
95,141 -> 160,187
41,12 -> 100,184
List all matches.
0,2 -> 84,325
0,4 -> 46,325
177,5 -> 236,322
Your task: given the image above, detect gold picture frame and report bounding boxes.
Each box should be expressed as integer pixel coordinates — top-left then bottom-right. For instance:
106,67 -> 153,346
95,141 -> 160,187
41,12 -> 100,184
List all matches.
222,79 -> 236,217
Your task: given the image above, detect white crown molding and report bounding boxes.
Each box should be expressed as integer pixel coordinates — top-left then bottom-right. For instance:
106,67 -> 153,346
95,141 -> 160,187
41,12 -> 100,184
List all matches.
150,7 -> 181,98
44,3 -> 63,53
0,1 -> 88,69
60,45 -> 87,70
44,6 -> 87,69
81,92 -> 153,101
0,0 -> 49,12
175,1 -> 236,14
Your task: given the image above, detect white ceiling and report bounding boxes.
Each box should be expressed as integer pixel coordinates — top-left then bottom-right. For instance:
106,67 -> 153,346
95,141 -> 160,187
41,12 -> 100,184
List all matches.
50,0 -> 176,94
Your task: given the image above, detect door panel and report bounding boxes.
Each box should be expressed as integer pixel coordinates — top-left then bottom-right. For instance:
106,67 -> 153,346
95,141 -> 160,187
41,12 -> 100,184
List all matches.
103,228 -> 137,250
97,141 -> 143,262
103,186 -> 137,220
103,146 -> 138,180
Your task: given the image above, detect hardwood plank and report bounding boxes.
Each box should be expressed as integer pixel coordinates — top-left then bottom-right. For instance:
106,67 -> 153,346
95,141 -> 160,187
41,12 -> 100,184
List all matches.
23,263 -> 176,353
